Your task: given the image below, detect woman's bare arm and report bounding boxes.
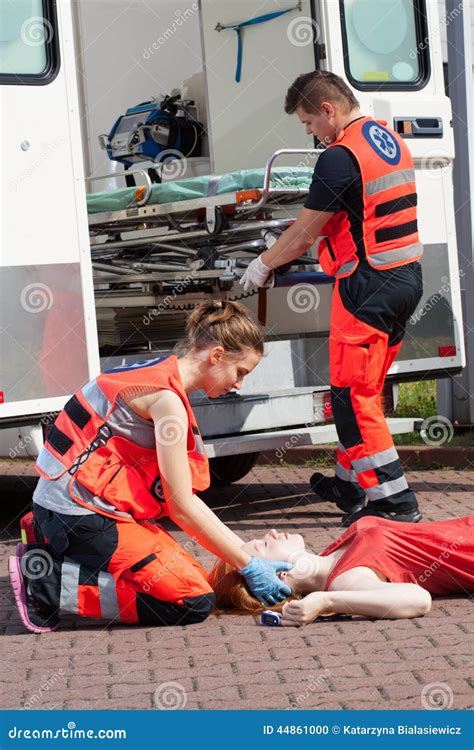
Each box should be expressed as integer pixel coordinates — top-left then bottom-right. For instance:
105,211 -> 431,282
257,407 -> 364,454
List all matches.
324,582 -> 432,619
281,577 -> 432,626
149,391 -> 250,569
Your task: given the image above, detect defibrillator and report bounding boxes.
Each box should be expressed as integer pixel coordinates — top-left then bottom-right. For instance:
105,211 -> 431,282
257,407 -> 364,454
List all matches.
99,89 -> 203,171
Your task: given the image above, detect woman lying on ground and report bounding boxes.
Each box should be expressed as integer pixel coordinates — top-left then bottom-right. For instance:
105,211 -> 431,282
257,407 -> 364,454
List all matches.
208,515 -> 473,626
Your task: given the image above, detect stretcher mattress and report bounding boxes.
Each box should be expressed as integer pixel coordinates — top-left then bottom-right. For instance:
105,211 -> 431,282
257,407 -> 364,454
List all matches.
86,166 -> 314,214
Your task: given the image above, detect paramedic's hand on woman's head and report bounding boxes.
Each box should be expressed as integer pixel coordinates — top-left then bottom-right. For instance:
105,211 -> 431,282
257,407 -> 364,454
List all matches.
239,556 -> 293,605
239,255 -> 273,291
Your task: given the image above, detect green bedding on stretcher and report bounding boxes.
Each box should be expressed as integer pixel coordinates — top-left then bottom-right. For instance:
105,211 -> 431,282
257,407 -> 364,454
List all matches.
86,166 -> 314,214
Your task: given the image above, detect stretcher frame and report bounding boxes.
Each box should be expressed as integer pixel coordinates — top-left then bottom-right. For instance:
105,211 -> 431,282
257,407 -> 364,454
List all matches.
88,149 -> 325,294
88,149 -> 322,233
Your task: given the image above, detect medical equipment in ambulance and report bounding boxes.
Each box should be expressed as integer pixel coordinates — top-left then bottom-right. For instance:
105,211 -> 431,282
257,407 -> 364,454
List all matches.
99,89 -> 203,173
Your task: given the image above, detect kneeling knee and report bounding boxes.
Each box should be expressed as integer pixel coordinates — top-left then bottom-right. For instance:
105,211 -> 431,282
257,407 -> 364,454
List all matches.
183,592 -> 216,624
136,591 -> 215,626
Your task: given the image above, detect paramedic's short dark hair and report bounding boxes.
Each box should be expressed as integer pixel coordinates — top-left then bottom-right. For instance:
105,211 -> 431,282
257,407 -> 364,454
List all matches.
285,71 -> 359,115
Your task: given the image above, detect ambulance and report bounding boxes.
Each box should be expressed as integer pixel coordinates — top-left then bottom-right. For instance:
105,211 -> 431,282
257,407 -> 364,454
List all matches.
0,0 -> 466,484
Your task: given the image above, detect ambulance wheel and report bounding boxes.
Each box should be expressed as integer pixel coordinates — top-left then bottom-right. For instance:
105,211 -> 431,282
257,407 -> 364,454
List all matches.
209,453 -> 259,487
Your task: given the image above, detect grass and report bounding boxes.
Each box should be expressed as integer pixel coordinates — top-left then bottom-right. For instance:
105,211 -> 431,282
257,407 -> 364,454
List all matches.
391,380 -> 473,447
392,380 -> 437,420
393,429 -> 474,447
392,379 -> 436,446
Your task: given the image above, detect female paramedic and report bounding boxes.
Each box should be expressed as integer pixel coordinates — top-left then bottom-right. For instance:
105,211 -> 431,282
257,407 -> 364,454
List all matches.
9,300 -> 293,633
208,515 -> 474,625
241,71 -> 424,528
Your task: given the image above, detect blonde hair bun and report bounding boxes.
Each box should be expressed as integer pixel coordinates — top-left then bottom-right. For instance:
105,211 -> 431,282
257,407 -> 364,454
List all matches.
176,299 -> 264,356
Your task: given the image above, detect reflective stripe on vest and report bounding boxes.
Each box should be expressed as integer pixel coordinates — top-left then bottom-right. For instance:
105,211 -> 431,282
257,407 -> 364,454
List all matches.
191,425 -> 206,456
334,259 -> 358,278
37,446 -> 67,477
365,169 -> 416,197
369,242 -> 423,268
81,381 -> 112,420
70,478 -> 133,520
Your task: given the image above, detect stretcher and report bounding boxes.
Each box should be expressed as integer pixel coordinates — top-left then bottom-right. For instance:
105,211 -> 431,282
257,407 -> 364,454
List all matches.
87,150 -> 333,350
87,162 -> 315,214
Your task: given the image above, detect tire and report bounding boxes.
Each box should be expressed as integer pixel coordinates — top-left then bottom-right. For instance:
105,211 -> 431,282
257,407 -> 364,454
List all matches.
209,452 -> 260,487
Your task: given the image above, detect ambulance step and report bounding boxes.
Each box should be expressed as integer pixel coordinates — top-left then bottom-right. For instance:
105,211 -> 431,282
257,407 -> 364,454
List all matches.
192,387 -> 317,437
204,418 -> 418,458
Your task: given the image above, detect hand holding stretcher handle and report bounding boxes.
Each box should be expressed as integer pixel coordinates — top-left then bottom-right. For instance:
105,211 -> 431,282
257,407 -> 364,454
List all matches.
238,230 -> 285,290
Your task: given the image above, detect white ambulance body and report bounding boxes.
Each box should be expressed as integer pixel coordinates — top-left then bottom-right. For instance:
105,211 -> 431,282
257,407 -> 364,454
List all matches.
0,0 -> 467,480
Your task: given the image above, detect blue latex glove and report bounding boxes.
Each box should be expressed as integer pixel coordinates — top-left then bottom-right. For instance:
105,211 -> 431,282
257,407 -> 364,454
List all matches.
239,556 -> 293,605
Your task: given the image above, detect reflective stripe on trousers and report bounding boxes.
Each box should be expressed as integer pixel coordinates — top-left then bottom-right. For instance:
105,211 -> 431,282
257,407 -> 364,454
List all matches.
336,442 -> 409,501
335,443 -> 359,485
59,559 -> 120,621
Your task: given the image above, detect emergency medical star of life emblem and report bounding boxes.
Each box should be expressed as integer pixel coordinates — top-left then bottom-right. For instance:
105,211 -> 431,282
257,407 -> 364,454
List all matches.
362,121 -> 401,165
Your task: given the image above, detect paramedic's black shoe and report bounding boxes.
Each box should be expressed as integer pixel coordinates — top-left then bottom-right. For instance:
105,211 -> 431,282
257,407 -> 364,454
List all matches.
341,505 -> 423,528
309,472 -> 366,514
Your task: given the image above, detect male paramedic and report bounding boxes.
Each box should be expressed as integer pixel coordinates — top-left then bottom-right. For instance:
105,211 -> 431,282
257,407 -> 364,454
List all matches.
241,71 -> 424,527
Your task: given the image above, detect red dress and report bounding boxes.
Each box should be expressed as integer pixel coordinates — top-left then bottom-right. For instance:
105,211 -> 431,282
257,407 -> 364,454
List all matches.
321,516 -> 473,596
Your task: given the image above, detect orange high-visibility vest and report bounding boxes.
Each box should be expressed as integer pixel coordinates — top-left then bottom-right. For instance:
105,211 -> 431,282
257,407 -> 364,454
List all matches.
318,117 -> 423,278
36,356 -> 210,521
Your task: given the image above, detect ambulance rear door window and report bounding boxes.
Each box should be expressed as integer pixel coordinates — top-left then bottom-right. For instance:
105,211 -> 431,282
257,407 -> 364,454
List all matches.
0,0 -> 59,84
340,0 -> 429,90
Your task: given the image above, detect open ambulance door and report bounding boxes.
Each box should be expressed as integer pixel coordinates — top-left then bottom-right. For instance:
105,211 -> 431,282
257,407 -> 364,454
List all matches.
0,0 -> 100,425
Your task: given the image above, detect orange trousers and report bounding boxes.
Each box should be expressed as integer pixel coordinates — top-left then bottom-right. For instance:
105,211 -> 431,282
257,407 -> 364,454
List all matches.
31,505 -> 215,626
329,277 -> 417,509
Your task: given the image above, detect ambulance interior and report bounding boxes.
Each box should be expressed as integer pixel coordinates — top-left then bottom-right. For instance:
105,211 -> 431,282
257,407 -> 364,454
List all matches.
77,0 -> 463,395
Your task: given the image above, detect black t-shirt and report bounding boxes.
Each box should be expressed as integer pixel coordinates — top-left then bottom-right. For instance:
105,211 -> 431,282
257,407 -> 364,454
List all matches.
304,143 -> 366,259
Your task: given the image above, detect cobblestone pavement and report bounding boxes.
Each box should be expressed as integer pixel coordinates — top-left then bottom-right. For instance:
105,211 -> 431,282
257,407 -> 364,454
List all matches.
0,460 -> 472,711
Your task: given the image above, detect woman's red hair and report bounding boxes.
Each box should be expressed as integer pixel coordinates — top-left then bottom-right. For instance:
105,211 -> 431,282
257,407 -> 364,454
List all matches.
207,559 -> 299,614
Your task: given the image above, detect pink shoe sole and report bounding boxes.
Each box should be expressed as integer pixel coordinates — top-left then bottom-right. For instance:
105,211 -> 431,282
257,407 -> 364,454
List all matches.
8,555 -> 57,634
16,542 -> 27,558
